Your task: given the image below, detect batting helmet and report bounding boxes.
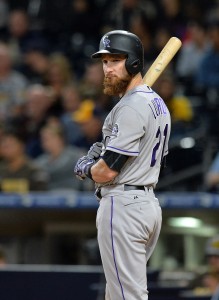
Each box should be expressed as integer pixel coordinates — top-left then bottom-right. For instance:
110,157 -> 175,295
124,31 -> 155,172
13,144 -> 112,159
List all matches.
91,30 -> 144,75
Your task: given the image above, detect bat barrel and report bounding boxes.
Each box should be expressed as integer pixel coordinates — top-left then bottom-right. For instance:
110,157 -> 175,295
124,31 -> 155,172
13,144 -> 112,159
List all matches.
143,37 -> 182,87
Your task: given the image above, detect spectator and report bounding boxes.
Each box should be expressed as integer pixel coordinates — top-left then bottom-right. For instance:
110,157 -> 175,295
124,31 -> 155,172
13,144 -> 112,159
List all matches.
176,20 -> 210,86
72,99 -> 103,150
202,271 -> 219,300
194,19 -> 219,139
187,234 -> 219,298
101,0 -> 157,33
0,127 -> 48,192
0,245 -> 7,266
42,0 -> 73,47
153,73 -> 194,135
60,84 -> 84,145
205,152 -> 219,192
69,0 -> 101,39
5,9 -> 47,68
192,235 -> 219,298
129,10 -> 155,68
156,0 -> 187,40
195,19 -> 219,90
205,235 -> 219,272
43,53 -> 75,117
0,42 -> 29,121
152,27 -> 172,61
23,84 -> 54,158
68,0 -> 102,77
21,38 -> 50,83
61,85 -> 81,114
79,60 -> 113,116
34,120 -> 91,191
79,60 -> 104,99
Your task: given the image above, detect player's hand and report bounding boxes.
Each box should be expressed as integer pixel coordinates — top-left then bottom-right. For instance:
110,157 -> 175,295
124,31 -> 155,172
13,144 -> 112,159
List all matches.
74,156 -> 95,180
87,142 -> 103,160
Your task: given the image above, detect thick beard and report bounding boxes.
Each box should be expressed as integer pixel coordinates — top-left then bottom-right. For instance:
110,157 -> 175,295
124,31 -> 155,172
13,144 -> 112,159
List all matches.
103,74 -> 132,96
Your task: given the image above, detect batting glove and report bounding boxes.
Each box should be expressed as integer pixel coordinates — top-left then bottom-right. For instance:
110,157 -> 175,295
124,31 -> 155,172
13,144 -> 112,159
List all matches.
87,142 -> 103,160
74,156 -> 95,180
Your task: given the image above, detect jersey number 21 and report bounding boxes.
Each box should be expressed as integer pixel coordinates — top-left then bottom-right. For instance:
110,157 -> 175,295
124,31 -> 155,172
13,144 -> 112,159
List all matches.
150,124 -> 169,167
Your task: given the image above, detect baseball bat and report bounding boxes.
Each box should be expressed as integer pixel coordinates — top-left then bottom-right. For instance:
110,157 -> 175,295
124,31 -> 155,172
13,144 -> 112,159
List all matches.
143,37 -> 182,87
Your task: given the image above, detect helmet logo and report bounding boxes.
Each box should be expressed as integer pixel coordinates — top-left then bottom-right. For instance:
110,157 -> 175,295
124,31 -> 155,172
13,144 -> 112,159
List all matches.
103,36 -> 110,48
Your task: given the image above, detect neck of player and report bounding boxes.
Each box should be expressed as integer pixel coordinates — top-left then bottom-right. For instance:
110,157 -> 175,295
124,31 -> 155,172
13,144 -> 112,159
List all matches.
119,73 -> 143,98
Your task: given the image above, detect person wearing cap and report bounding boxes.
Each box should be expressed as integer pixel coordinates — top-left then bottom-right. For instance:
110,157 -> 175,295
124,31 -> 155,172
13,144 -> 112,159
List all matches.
72,99 -> 104,150
206,235 -> 219,273
187,235 -> 219,299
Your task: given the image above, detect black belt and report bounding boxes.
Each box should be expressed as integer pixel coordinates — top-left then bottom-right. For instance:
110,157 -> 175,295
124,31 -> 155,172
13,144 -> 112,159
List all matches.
95,184 -> 153,200
124,184 -> 146,191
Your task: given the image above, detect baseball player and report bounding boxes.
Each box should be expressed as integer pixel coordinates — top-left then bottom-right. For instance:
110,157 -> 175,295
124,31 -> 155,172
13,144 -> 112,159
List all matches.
74,30 -> 171,300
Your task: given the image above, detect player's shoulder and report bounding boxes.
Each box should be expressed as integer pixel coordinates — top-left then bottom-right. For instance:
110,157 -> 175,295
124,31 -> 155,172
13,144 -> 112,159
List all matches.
129,84 -> 154,97
122,84 -> 157,108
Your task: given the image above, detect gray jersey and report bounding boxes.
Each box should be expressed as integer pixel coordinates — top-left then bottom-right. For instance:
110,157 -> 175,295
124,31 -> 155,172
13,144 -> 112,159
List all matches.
101,84 -> 171,187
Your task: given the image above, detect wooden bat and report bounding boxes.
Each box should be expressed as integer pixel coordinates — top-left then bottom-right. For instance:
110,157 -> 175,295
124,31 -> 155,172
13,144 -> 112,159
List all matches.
143,37 -> 182,87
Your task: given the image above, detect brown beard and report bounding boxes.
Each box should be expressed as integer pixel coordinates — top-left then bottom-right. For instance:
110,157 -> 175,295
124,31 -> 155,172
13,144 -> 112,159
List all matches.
103,74 -> 132,96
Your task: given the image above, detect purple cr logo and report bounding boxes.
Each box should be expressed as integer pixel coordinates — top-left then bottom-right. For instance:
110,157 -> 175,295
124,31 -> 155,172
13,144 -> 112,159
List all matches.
103,36 -> 110,48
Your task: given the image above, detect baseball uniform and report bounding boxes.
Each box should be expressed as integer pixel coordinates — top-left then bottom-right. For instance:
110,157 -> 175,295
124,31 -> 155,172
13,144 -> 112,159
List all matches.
96,84 -> 171,300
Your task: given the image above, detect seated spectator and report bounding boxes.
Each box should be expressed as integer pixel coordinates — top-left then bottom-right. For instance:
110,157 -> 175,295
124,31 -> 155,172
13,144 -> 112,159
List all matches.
21,38 -> 51,84
152,27 -> 173,64
60,84 -> 84,145
129,9 -> 156,67
34,120 -> 92,191
205,235 -> 219,272
5,9 -> 47,69
202,271 -> 219,300
43,53 -> 75,117
61,84 -> 81,113
79,60 -> 113,116
72,99 -> 103,150
205,152 -> 219,192
0,127 -> 48,192
189,235 -> 219,299
0,245 -> 7,266
101,0 -> 157,35
0,42 -> 29,121
68,0 -> 102,76
79,61 -> 104,100
195,19 -> 219,90
153,73 -> 194,140
23,84 -> 55,158
194,19 -> 219,138
156,0 -> 187,41
176,20 -> 210,87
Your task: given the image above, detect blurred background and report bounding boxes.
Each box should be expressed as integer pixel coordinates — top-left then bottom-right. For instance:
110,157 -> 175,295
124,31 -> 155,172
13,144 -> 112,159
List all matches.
0,0 -> 219,299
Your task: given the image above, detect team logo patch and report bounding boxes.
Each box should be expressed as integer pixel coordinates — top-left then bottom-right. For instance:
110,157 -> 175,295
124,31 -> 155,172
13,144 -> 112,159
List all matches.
111,124 -> 119,136
103,36 -> 110,48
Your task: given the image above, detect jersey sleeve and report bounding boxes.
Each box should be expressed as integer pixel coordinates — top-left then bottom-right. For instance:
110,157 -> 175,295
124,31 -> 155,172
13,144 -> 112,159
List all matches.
106,105 -> 145,156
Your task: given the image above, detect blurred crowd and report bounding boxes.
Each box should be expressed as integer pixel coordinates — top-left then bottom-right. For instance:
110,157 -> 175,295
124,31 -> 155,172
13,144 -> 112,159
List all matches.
0,0 -> 219,192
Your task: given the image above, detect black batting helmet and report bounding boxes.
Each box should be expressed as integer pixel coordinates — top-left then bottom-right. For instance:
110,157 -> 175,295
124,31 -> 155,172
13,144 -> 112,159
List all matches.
91,30 -> 144,75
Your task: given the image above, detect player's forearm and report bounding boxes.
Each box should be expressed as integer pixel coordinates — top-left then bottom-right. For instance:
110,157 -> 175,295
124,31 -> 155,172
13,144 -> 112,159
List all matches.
91,158 -> 118,183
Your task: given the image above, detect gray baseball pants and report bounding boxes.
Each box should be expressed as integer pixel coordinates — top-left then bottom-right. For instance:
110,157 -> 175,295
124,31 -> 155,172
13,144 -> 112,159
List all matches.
96,185 -> 162,300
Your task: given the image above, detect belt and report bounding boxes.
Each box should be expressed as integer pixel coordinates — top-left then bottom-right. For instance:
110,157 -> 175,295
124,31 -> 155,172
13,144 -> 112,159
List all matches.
124,184 -> 146,191
95,184 -> 153,200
